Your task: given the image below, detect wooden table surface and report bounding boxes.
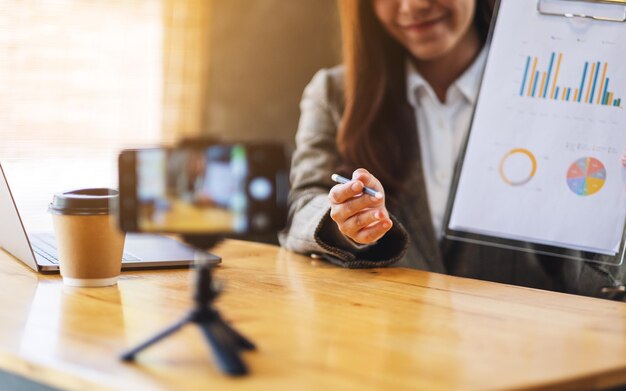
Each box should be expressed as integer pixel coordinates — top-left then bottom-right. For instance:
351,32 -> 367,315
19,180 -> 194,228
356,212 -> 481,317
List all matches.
1,239 -> 626,391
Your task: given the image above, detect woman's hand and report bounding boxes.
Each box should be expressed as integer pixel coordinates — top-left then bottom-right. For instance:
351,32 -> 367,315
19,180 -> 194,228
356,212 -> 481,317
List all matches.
328,168 -> 393,245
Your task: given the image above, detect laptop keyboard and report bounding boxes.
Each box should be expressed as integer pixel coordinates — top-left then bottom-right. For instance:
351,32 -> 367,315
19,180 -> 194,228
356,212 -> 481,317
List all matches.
30,233 -> 142,265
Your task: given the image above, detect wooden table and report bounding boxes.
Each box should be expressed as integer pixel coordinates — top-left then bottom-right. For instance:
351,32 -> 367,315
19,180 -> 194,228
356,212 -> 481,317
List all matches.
1,239 -> 626,390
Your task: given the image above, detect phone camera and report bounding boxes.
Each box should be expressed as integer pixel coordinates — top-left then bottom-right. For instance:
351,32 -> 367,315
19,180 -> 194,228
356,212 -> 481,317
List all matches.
249,177 -> 272,201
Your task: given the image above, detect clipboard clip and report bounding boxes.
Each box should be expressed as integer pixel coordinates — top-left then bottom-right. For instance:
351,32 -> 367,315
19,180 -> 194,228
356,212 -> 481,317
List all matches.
537,0 -> 626,22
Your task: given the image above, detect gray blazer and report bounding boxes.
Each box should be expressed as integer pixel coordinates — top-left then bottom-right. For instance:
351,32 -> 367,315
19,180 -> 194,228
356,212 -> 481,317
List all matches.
279,66 -> 626,300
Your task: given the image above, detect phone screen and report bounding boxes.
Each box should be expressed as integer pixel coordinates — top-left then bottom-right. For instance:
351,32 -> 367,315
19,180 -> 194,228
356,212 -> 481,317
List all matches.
120,143 -> 286,234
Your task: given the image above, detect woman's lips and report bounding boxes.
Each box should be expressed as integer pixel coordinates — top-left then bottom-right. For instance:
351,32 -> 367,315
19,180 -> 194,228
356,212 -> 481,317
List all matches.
399,15 -> 447,33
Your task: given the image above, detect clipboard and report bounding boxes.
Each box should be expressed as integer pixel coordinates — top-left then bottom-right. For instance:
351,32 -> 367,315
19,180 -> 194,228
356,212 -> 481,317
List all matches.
444,0 -> 626,266
537,0 -> 626,22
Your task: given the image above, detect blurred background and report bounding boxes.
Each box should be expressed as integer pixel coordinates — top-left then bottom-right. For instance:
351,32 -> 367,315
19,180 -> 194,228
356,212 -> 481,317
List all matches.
0,0 -> 340,233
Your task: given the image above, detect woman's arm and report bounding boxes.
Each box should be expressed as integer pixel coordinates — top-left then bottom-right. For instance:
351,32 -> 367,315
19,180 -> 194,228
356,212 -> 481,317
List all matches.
278,68 -> 409,268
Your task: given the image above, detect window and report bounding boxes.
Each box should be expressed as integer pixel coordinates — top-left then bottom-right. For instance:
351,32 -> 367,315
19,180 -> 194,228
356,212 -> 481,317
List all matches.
0,0 -> 210,231
0,1 -> 164,160
0,0 -> 211,231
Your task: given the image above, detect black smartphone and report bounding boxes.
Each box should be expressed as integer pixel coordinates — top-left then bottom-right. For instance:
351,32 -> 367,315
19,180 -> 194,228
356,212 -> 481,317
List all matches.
118,142 -> 288,235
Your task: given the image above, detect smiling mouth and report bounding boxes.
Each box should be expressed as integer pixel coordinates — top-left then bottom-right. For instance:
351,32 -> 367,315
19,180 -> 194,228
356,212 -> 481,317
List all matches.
399,15 -> 448,32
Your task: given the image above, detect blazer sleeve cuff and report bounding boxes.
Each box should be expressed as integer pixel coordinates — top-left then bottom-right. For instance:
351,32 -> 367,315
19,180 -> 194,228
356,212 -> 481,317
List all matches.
313,209 -> 409,268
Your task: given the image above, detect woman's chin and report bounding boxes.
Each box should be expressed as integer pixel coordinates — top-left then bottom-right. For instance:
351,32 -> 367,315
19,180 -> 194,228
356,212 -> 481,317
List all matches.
406,41 -> 454,62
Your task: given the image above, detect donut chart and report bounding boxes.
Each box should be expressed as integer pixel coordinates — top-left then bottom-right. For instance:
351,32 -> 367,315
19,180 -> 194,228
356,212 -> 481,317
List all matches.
498,148 -> 537,186
566,157 -> 606,196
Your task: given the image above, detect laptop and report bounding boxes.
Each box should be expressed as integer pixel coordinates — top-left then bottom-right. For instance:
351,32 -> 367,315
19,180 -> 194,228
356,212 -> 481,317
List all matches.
0,163 -> 220,273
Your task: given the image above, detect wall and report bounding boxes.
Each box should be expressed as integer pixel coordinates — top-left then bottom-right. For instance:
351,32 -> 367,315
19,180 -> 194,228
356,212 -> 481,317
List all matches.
206,0 -> 341,149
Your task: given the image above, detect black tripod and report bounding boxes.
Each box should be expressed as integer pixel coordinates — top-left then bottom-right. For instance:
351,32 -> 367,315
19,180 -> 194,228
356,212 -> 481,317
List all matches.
120,237 -> 256,376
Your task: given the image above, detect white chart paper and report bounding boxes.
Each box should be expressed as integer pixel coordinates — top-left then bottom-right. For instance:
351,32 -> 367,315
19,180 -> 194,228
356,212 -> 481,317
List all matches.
448,0 -> 626,258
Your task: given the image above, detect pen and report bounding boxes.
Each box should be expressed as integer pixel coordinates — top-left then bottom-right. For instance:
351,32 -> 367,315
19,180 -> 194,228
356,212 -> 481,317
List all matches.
331,173 -> 383,199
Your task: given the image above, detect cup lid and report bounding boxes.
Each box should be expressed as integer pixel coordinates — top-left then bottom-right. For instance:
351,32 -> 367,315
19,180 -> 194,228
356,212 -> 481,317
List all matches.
48,188 -> 118,216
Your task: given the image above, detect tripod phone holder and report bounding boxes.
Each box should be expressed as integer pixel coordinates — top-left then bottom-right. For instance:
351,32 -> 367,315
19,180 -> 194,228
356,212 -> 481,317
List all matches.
120,235 -> 256,376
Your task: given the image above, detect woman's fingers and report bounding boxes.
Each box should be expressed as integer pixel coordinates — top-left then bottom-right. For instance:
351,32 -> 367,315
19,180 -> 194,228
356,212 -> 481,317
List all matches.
328,168 -> 391,244
329,187 -> 385,223
338,207 -> 390,237
349,217 -> 393,245
328,178 -> 370,204
352,168 -> 384,196
328,169 -> 384,204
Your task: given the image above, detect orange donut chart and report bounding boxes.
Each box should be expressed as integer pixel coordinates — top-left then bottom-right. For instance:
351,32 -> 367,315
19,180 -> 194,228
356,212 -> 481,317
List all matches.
498,148 -> 537,186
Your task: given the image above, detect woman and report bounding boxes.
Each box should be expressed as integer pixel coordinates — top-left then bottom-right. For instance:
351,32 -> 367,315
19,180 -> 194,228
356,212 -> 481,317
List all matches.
279,0 -> 626,300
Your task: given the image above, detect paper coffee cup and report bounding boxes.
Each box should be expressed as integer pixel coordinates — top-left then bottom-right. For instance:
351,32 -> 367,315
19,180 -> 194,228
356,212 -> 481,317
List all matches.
48,188 -> 125,287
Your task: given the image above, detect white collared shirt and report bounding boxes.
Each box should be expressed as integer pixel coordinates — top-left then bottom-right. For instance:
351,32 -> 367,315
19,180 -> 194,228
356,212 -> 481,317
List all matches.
406,49 -> 487,239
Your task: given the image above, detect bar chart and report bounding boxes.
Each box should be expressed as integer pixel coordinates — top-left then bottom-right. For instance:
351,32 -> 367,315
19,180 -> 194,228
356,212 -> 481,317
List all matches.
519,52 -> 622,107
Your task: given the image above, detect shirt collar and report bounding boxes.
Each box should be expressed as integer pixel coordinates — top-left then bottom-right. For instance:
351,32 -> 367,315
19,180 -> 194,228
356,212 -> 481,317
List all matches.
405,46 -> 487,106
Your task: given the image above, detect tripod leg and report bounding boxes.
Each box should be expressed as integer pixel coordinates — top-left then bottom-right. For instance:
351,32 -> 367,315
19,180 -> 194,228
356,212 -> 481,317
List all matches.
198,321 -> 249,376
216,316 -> 256,351
120,315 -> 190,361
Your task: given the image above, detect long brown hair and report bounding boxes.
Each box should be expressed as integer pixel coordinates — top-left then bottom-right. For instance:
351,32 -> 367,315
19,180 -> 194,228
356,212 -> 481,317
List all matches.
337,0 -> 496,199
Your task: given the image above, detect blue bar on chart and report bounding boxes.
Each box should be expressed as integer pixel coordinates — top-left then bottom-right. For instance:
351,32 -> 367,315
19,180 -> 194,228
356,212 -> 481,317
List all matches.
520,57 -> 530,96
543,52 -> 555,98
578,62 -> 588,103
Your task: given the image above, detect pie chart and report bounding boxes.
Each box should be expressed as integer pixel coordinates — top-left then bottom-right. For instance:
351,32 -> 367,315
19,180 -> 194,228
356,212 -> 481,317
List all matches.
566,157 -> 606,196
